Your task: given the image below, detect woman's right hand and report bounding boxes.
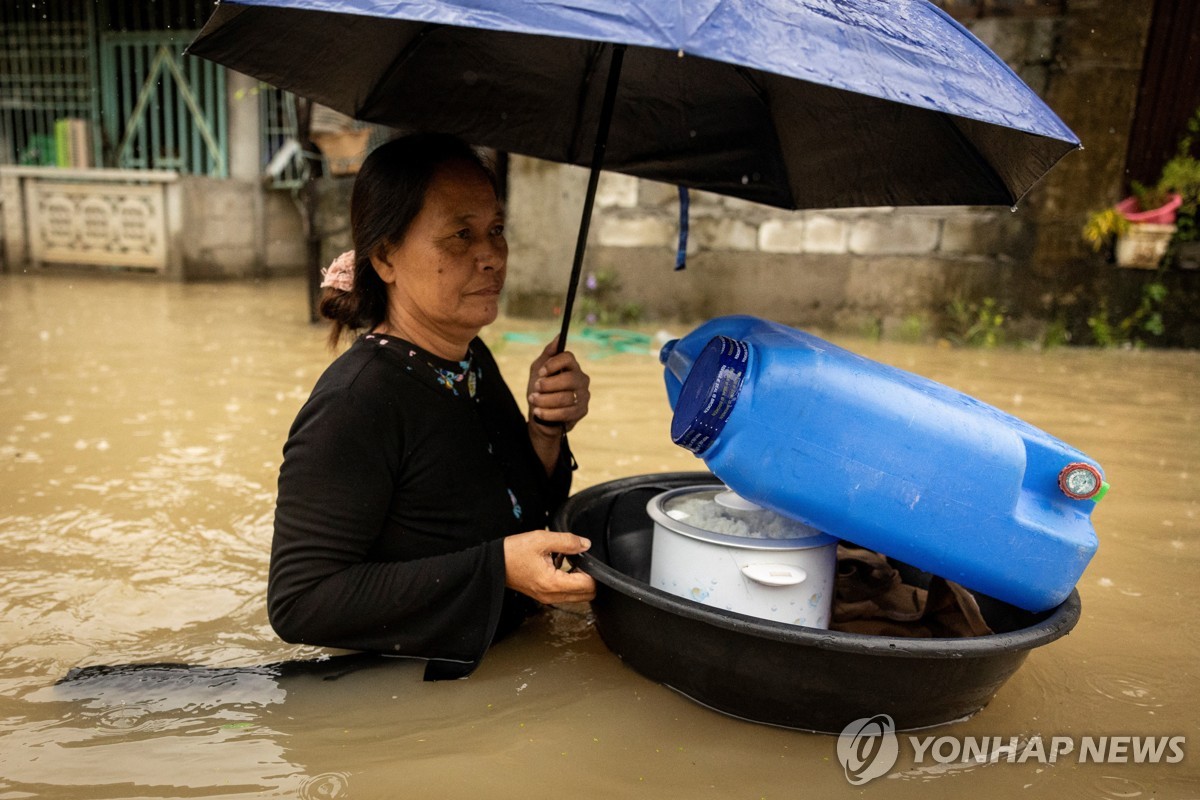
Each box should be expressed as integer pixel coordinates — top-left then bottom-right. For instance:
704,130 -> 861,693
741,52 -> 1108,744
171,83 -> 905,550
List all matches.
503,531 -> 596,604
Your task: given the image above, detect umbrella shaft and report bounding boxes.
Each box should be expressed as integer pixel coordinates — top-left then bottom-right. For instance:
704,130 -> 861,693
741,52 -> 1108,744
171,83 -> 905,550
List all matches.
556,43 -> 627,355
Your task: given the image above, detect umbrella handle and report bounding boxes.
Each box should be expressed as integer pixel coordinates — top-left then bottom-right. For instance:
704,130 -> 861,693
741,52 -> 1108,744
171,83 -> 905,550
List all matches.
554,42 -> 627,357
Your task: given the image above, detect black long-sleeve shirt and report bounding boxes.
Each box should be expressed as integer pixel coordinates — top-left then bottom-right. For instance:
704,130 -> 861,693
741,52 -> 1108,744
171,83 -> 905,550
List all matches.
269,333 -> 572,679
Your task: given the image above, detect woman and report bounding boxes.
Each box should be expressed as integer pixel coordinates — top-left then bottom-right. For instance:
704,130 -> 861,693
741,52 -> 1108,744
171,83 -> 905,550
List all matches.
269,133 -> 595,680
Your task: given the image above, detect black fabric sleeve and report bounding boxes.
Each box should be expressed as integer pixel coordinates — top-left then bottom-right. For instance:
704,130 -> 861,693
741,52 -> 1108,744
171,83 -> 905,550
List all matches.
268,383 -> 507,676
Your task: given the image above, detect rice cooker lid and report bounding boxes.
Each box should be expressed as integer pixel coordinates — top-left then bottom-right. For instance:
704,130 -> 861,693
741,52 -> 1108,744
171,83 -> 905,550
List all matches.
653,486 -> 838,549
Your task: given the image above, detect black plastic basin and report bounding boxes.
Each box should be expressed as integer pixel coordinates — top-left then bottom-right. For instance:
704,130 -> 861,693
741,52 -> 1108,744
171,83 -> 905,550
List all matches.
555,472 -> 1081,733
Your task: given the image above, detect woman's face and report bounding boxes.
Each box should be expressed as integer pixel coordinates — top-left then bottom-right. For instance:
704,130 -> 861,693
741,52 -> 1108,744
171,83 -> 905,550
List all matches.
373,159 -> 507,342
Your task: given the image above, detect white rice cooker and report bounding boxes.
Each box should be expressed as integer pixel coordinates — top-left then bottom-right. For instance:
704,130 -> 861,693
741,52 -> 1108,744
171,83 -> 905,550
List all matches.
647,485 -> 839,628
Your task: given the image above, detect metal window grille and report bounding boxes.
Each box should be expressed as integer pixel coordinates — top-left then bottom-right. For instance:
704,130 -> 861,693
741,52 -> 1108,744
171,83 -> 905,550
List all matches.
0,2 -> 100,167
260,87 -> 310,191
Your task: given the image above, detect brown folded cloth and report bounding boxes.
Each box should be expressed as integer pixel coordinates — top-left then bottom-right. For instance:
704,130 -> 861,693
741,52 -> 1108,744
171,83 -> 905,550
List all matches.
830,545 -> 993,638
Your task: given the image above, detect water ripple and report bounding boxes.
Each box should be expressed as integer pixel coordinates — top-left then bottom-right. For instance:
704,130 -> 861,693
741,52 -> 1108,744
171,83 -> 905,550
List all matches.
1092,774 -> 1148,798
1084,672 -> 1165,708
300,772 -> 351,799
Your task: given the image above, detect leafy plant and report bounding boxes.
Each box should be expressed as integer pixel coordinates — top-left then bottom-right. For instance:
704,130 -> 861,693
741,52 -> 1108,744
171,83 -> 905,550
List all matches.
1040,316 -> 1071,350
1130,180 -> 1172,214
944,297 -> 1007,348
1086,281 -> 1167,348
896,314 -> 927,343
1158,109 -> 1200,248
1086,299 -> 1117,348
1082,206 -> 1130,252
1160,155 -> 1200,244
619,301 -> 645,322
575,270 -> 643,325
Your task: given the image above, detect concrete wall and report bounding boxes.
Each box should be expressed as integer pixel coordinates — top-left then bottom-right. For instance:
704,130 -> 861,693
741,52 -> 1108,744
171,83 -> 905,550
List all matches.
0,170 -> 305,280
175,176 -> 261,279
0,172 -> 18,271
1011,1 -> 1169,325
506,158 -> 1033,333
177,72 -> 307,280
264,191 -> 307,275
177,181 -> 305,280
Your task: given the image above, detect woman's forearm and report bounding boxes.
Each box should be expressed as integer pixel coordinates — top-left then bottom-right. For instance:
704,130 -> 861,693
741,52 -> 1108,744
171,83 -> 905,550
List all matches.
527,422 -> 563,476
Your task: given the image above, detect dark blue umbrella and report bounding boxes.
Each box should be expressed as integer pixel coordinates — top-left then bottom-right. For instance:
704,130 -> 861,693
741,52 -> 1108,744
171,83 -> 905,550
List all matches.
189,0 -> 1080,346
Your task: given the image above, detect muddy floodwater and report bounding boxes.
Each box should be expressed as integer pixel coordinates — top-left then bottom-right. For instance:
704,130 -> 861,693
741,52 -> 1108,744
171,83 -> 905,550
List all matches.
1,274 -> 1198,799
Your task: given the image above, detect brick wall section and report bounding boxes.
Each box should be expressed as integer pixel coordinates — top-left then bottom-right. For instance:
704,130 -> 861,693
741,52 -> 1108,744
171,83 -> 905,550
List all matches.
506,158 -> 1034,330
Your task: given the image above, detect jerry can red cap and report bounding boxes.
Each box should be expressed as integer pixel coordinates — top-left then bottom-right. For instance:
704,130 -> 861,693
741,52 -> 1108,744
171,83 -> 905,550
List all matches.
1058,462 -> 1106,501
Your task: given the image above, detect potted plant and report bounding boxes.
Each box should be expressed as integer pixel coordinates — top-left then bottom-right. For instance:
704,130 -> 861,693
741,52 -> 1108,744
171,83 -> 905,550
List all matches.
1081,177 -> 1181,269
1085,105 -> 1200,269
1160,109 -> 1200,269
1085,191 -> 1179,269
1112,181 -> 1180,269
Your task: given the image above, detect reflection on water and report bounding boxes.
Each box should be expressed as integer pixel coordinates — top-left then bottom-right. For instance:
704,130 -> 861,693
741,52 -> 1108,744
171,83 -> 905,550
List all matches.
1,274 -> 1198,798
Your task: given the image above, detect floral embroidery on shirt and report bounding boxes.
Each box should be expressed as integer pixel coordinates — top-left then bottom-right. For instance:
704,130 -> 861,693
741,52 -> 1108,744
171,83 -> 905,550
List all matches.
364,334 -> 481,398
508,489 -> 522,520
427,357 -> 476,397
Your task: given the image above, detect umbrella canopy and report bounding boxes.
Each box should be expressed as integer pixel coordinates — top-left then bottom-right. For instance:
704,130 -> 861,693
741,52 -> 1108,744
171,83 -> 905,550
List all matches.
189,0 -> 1079,210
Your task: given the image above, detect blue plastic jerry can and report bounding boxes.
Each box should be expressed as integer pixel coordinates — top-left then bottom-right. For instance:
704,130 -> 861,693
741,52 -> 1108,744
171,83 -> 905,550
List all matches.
660,315 -> 1104,613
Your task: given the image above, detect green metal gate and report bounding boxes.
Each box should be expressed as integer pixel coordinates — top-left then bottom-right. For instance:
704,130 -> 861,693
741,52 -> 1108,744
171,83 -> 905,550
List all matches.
2,2 -> 228,177
99,31 -> 228,176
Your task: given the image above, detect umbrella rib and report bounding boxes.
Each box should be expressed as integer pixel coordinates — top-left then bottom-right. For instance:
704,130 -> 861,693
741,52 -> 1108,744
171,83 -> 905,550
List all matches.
940,116 -> 1015,205
731,65 -> 798,209
365,22 -> 439,120
565,43 -> 608,165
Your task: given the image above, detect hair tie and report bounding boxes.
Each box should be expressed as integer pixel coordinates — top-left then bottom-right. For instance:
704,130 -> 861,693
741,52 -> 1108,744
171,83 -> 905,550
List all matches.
320,250 -> 356,292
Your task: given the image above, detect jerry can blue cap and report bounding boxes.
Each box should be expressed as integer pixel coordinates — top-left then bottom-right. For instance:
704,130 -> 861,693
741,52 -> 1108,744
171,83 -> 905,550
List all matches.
659,338 -> 677,365
671,336 -> 750,454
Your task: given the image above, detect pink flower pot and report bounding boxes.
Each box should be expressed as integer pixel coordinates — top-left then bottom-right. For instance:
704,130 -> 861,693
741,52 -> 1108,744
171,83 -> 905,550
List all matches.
1117,193 -> 1182,225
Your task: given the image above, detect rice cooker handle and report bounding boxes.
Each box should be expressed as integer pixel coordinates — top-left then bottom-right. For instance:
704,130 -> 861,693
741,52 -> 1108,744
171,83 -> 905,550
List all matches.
741,563 -> 807,587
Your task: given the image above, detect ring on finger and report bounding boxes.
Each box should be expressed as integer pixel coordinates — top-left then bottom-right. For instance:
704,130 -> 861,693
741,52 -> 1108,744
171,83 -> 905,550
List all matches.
571,391 -> 578,405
